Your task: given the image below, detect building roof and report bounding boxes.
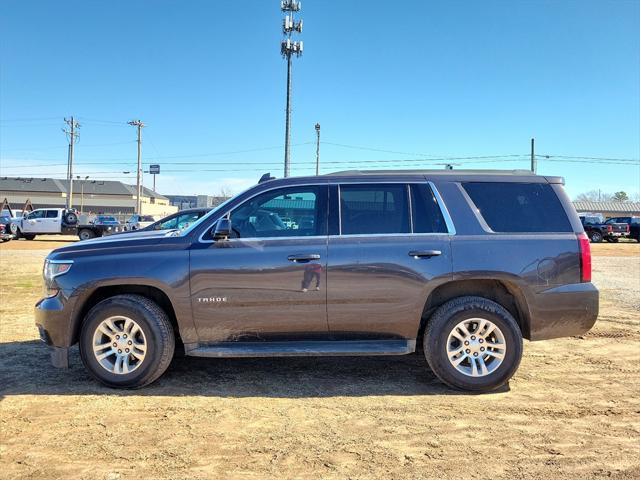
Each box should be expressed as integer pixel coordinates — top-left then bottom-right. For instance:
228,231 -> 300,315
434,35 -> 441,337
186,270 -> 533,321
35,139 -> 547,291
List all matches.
573,201 -> 640,214
0,177 -> 167,200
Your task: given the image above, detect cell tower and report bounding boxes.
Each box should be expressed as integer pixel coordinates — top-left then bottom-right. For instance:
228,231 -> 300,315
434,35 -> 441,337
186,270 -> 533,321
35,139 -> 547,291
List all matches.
281,0 -> 303,177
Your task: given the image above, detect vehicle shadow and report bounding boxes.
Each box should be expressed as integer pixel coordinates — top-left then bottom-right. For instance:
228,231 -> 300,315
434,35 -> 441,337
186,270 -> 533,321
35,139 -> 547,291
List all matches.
0,340 -> 509,399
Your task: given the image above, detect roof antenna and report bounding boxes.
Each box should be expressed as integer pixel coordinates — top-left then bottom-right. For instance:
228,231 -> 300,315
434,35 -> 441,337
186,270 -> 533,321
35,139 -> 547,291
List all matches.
259,173 -> 276,183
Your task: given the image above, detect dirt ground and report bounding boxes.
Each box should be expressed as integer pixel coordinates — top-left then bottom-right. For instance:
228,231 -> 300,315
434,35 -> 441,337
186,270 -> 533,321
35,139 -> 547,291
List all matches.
0,238 -> 639,479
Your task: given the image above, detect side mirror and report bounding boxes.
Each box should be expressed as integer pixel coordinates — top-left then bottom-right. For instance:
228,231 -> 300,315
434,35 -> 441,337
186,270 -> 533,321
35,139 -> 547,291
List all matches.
213,218 -> 231,240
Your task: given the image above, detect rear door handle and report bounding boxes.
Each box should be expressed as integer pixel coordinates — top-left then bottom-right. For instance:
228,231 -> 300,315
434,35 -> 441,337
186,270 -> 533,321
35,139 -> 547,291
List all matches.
288,254 -> 321,263
409,250 -> 442,258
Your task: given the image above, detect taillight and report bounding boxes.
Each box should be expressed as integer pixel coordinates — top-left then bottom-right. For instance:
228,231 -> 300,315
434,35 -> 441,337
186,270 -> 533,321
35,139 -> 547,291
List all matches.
578,232 -> 591,283
626,224 -> 630,233
606,225 -> 612,233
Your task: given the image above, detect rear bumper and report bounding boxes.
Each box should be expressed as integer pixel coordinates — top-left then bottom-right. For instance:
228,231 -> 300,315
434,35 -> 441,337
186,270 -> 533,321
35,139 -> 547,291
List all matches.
528,282 -> 599,341
35,294 -> 74,368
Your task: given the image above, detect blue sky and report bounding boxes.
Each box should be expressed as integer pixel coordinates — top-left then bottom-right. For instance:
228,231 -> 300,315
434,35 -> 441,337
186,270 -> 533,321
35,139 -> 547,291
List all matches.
1,0 -> 639,198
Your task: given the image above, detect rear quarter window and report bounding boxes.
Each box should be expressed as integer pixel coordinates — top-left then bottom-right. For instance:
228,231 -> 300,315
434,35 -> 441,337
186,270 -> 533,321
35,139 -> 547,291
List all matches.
463,182 -> 572,233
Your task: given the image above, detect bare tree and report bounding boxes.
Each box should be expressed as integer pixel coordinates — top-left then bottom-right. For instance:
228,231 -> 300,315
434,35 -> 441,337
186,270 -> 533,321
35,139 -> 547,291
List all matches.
574,190 -> 611,202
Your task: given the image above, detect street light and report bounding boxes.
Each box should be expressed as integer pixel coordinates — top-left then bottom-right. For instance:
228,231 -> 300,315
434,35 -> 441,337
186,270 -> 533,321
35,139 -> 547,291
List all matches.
76,175 -> 89,213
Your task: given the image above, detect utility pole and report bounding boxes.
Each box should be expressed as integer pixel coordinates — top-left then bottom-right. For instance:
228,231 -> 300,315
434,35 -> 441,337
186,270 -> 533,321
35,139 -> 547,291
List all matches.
281,0 -> 303,177
63,117 -> 80,209
128,120 -> 145,213
315,123 -> 321,175
530,138 -> 536,174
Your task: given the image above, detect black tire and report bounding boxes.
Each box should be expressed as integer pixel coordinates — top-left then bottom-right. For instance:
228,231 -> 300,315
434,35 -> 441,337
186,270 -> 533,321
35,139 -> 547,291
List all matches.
423,296 -> 523,392
589,231 -> 603,243
23,234 -> 36,240
64,212 -> 78,225
78,228 -> 96,241
609,237 -> 619,243
79,294 -> 175,388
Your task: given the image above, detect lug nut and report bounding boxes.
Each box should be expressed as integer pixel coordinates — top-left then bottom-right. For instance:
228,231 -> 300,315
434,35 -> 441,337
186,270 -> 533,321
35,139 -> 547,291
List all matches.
473,352 -> 478,357
464,341 -> 469,346
125,348 -> 130,353
128,340 -> 132,345
116,335 -> 120,340
118,349 -> 122,353
480,347 -> 485,352
479,339 -> 484,344
465,349 -> 471,354
112,342 -> 117,347
471,336 -> 476,340
123,334 -> 127,339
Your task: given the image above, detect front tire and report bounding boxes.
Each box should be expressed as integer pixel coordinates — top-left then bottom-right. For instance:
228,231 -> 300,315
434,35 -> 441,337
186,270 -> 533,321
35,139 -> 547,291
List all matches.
423,296 -> 523,392
589,231 -> 603,243
79,294 -> 175,388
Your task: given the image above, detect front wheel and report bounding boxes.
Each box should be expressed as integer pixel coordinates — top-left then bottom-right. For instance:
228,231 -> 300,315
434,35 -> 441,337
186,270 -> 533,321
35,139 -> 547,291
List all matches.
79,294 -> 175,388
423,296 -> 523,392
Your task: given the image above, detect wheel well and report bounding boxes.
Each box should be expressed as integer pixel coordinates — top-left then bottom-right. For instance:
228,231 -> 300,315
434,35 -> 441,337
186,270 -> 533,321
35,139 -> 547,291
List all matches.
419,279 -> 531,341
73,285 -> 182,350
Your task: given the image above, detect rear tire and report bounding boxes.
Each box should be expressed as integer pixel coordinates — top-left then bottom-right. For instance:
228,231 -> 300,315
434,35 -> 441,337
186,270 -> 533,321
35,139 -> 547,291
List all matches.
79,294 -> 175,388
423,296 -> 523,392
589,231 -> 603,243
78,228 -> 96,241
23,234 -> 36,240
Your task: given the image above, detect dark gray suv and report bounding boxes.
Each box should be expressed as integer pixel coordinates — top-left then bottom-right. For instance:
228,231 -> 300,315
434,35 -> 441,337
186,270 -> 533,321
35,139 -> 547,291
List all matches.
35,170 -> 598,391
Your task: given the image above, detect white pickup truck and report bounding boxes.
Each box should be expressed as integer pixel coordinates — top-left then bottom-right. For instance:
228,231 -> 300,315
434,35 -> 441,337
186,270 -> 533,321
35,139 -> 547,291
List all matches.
10,208 -> 123,241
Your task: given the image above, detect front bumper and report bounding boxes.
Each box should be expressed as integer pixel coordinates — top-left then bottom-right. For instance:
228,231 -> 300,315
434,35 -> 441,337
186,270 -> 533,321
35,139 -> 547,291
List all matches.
0,233 -> 13,240
528,282 -> 599,341
35,294 -> 74,368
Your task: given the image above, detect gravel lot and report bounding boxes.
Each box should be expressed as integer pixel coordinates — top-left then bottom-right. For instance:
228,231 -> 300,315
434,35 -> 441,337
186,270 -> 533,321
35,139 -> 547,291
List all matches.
0,239 -> 639,479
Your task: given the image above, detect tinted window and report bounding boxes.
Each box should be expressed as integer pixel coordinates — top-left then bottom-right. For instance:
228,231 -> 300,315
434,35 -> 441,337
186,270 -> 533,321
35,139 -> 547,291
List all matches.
45,210 -> 59,218
340,184 -> 410,235
158,212 -> 202,230
230,186 -> 326,238
463,182 -> 572,233
411,184 -> 448,233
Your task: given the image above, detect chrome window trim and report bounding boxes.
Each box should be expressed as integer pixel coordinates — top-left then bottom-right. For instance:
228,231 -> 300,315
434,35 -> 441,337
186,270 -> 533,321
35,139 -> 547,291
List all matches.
198,180 -> 455,244
428,181 -> 456,235
198,182 -> 329,244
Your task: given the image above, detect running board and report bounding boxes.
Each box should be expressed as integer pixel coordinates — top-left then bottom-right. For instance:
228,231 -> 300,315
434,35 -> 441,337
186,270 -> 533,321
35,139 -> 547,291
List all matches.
185,340 -> 416,358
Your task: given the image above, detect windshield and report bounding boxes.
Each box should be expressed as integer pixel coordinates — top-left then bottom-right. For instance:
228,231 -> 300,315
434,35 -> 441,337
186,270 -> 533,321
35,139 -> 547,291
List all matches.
179,186 -> 253,236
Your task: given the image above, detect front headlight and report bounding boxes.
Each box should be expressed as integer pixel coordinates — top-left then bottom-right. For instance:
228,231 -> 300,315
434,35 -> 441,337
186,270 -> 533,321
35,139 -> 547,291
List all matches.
43,259 -> 73,283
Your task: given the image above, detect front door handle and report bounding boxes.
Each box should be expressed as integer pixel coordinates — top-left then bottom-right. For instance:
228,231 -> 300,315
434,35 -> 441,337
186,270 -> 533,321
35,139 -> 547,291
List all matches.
409,250 -> 442,259
288,254 -> 321,263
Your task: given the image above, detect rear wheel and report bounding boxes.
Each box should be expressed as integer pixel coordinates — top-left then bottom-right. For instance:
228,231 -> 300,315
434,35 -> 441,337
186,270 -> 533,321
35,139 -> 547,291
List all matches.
78,228 -> 96,241
423,296 -> 523,392
589,231 -> 603,243
79,294 -> 175,388
23,234 -> 36,240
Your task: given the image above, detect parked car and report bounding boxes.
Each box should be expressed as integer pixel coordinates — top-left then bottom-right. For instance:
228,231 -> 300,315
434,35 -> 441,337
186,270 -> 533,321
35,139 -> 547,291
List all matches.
93,215 -> 120,226
579,215 -> 628,243
605,216 -> 640,242
141,208 -> 211,232
0,215 -> 14,241
36,170 -> 598,392
0,222 -> 12,242
9,208 -> 123,241
124,214 -> 157,231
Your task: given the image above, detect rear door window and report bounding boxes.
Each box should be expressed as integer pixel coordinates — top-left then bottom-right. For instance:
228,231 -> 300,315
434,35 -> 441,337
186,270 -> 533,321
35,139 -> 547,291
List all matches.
45,210 -> 59,218
463,182 -> 572,233
410,184 -> 448,233
340,184 -> 410,235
